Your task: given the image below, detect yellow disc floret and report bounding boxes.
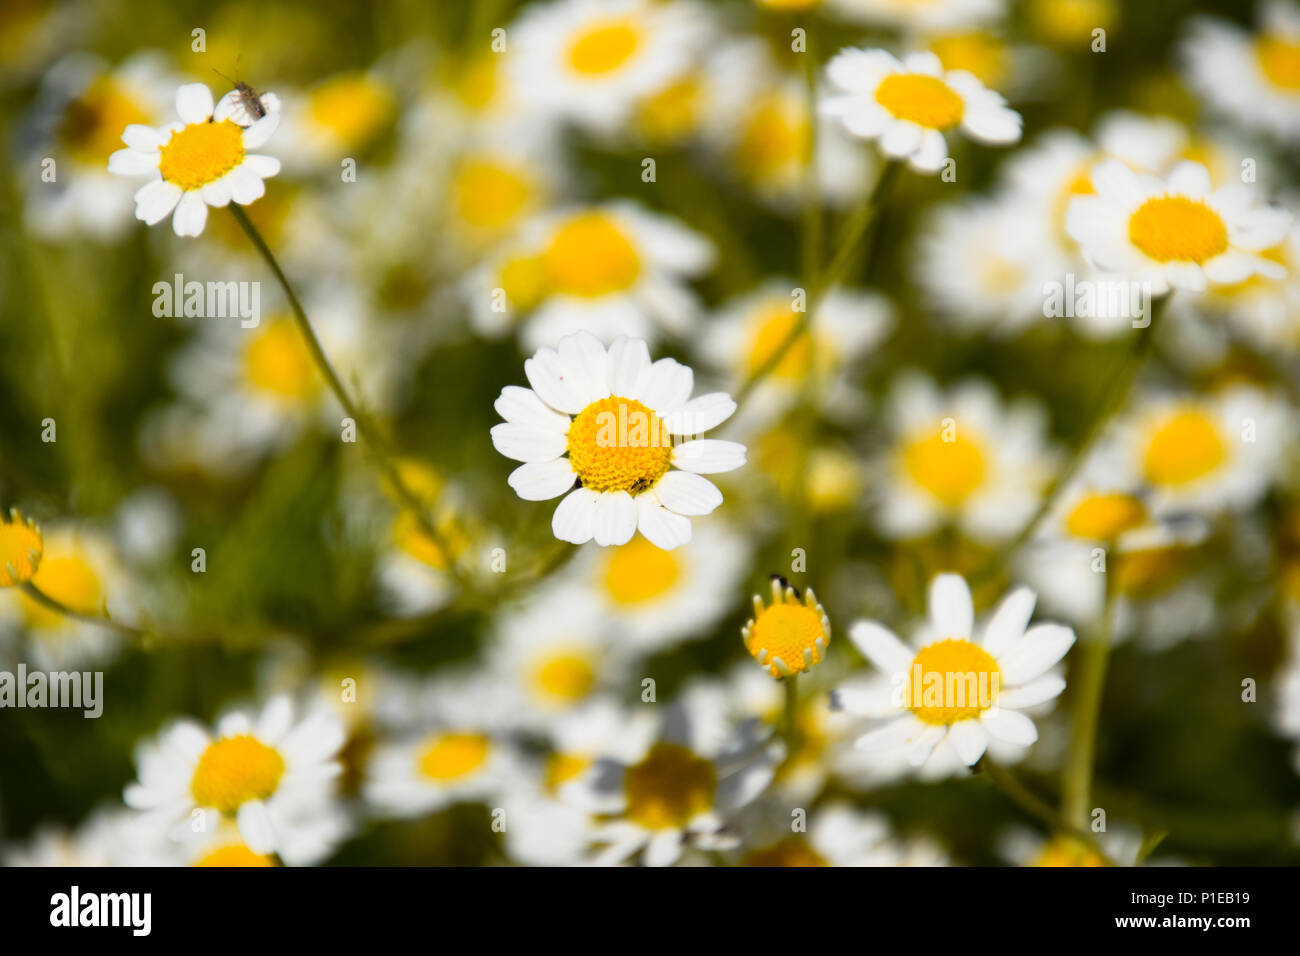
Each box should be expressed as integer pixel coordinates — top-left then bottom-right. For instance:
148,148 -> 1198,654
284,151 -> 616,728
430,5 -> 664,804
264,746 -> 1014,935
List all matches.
905,639 -> 1000,724
566,18 -> 642,76
567,396 -> 673,494
191,735 -> 286,814
0,510 -> 43,587
532,651 -> 597,704
544,213 -> 641,298
1258,35 -> 1300,90
1142,407 -> 1226,487
601,536 -> 682,605
1128,196 -> 1229,264
1064,492 -> 1147,541
418,732 -> 489,782
242,320 -> 320,402
875,73 -> 965,129
743,578 -> 831,678
623,743 -> 716,830
902,429 -> 987,506
159,119 -> 245,191
193,843 -> 277,867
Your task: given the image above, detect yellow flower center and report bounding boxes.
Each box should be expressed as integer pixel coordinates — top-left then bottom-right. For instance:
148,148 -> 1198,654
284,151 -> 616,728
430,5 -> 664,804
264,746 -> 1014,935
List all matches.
190,735 -> 286,814
418,732 -> 489,782
746,303 -> 816,380
566,18 -> 642,75
636,75 -> 703,142
193,843 -> 277,867
545,752 -> 591,790
1142,408 -> 1226,487
735,93 -> 808,182
874,73 -> 964,129
1128,196 -> 1229,264
0,513 -> 42,587
307,74 -> 395,149
451,157 -> 534,232
623,743 -> 716,830
742,837 -> 829,867
747,603 -> 828,677
1258,35 -> 1300,90
60,76 -> 150,165
532,651 -> 597,704
905,639 -> 1001,725
23,554 -> 101,630
242,321 -> 320,402
544,213 -> 642,298
902,430 -> 987,506
1064,492 -> 1147,541
602,536 -> 682,605
1031,836 -> 1107,867
567,396 -> 673,494
158,120 -> 245,191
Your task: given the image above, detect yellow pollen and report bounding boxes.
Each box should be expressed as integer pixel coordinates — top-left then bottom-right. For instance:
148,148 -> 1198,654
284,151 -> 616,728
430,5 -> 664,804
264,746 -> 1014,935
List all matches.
60,77 -> 150,165
190,735 -> 286,814
902,430 -> 987,506
545,752 -> 591,790
22,553 -> 101,630
1064,492 -> 1147,541
874,73 -> 964,129
746,303 -> 816,380
623,743 -> 716,830
602,536 -> 682,605
193,843 -> 277,867
1031,836 -> 1107,867
735,94 -> 807,181
1258,35 -> 1300,90
418,732 -> 489,782
0,512 -> 42,587
905,639 -> 1001,725
1142,408 -> 1226,486
566,18 -> 642,75
567,396 -> 673,494
1128,196 -> 1228,264
742,837 -> 830,867
532,651 -> 596,704
158,120 -> 245,191
307,74 -> 395,149
452,157 -> 534,232
242,321 -> 320,402
544,213 -> 641,298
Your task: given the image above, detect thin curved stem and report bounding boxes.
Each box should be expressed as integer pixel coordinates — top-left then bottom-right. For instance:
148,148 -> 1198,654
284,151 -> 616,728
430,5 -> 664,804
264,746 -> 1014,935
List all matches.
19,581 -> 146,638
782,674 -> 800,755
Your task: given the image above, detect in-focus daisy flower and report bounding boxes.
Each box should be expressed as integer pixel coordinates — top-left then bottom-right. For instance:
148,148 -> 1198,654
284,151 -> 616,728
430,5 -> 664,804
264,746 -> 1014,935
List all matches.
736,801 -> 949,866
470,202 -> 714,349
1113,386 -> 1293,514
107,82 -> 281,237
1182,1 -> 1300,143
491,331 -> 746,550
875,372 -> 1057,543
510,0 -> 702,134
0,508 -> 43,587
124,696 -> 346,864
563,522 -> 749,652
564,682 -> 777,866
835,574 -> 1074,768
1067,159 -> 1292,294
828,0 -> 1006,33
743,577 -> 832,679
822,49 -> 1021,173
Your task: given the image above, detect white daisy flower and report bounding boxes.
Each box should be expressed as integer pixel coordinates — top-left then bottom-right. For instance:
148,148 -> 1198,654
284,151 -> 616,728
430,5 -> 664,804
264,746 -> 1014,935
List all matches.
123,695 -> 346,863
835,573 -> 1075,769
1181,1 -> 1300,144
563,682 -> 778,866
828,0 -> 1006,33
874,372 -> 1057,543
107,81 -> 281,237
509,0 -> 702,134
1066,158 -> 1292,295
735,800 -> 950,866
469,202 -> 714,350
562,522 -> 749,653
821,49 -> 1021,173
491,331 -> 746,550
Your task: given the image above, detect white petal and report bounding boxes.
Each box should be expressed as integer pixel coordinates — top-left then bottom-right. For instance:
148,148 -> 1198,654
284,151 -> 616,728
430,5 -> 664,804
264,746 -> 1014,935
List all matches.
134,179 -> 182,224
634,358 -> 693,414
652,471 -> 722,516
1167,160 -> 1211,197
644,829 -> 682,867
663,393 -> 736,435
854,715 -> 920,751
236,800 -> 276,854
494,385 -> 571,432
490,422 -> 568,462
841,104 -> 892,139
201,179 -> 231,207
995,674 -> 1066,710
171,191 -> 208,237
671,439 -> 746,474
980,587 -> 1036,656
592,491 -> 637,546
999,623 -> 1076,684
907,725 -> 946,766
552,488 -> 599,544
606,336 -> 651,395
508,459 -> 577,500
636,494 -> 692,549
525,348 -> 587,414
108,148 -> 159,176
175,83 -> 214,125
849,621 -> 913,673
929,573 -> 973,639
961,104 -> 1022,144
980,708 -> 1039,746
947,719 -> 989,766
557,331 -> 611,405
242,154 -> 281,178
121,124 -> 164,151
241,112 -> 280,148
256,696 -> 293,743
880,119 -> 923,158
225,165 -> 266,205
910,129 -> 949,172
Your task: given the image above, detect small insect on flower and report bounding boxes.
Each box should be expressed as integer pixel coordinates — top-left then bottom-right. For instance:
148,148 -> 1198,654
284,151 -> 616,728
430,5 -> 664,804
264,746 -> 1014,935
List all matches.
213,69 -> 282,127
0,508 -> 43,587
743,576 -> 831,679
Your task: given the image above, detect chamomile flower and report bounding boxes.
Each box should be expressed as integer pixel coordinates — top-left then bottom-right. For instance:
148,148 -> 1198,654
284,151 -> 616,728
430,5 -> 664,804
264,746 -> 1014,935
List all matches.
470,202 -> 714,349
0,508 -> 43,587
736,801 -> 949,866
822,49 -> 1021,173
563,682 -> 778,866
123,696 -> 346,863
510,0 -> 702,134
743,577 -> 832,679
1181,1 -> 1300,144
874,372 -> 1057,543
1066,159 -> 1292,294
562,522 -> 749,652
107,82 -> 281,237
491,332 -> 746,550
836,574 -> 1074,768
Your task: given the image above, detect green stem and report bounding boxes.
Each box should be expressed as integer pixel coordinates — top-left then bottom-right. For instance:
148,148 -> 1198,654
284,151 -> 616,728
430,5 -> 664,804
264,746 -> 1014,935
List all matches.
20,581 -> 145,639
978,759 -> 1118,865
782,674 -> 800,755
227,205 -> 469,588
